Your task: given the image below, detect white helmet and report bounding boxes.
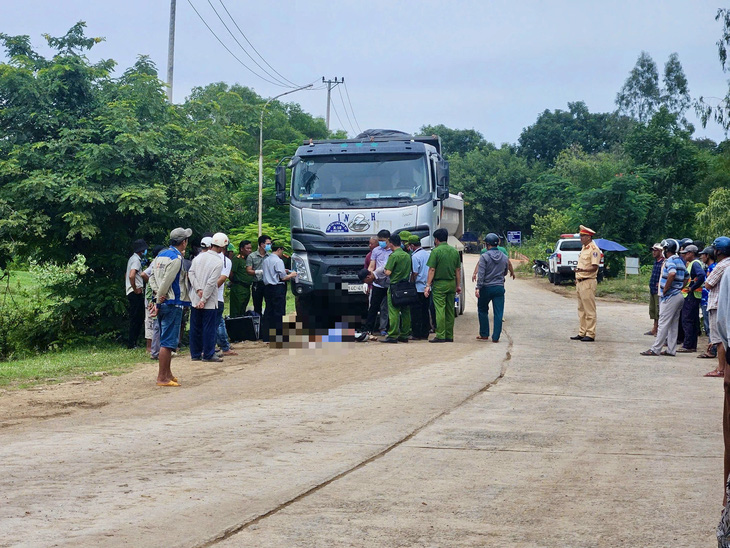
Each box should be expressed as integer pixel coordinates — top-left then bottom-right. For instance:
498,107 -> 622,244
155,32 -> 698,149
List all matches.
212,232 -> 229,248
200,236 -> 213,248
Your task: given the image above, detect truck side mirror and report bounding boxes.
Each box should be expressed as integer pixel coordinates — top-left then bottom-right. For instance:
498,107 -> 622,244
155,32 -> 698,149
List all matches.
275,165 -> 287,205
435,159 -> 449,200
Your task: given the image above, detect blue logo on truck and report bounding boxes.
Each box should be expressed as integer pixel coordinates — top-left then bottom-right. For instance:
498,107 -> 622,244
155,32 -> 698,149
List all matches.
326,221 -> 349,233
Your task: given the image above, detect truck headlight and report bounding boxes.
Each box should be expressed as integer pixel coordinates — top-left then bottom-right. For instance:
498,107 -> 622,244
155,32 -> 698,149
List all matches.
291,253 -> 312,284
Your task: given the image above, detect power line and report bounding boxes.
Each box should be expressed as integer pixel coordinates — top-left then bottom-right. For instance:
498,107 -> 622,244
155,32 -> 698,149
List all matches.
205,0 -> 295,88
337,85 -> 358,135
343,81 -> 362,134
217,0 -> 301,88
186,0 -> 292,88
329,99 -> 348,134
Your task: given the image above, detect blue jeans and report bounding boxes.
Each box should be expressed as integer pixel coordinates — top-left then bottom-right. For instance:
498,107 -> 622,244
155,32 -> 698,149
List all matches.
158,304 -> 183,350
478,285 -> 505,341
189,308 -> 218,360
216,301 -> 231,351
702,303 -> 710,336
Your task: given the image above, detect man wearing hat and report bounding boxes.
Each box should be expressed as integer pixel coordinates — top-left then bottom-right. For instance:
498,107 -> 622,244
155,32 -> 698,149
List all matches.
646,243 -> 665,337
125,238 -> 148,349
677,244 -> 705,352
570,225 -> 601,342
149,227 -> 193,386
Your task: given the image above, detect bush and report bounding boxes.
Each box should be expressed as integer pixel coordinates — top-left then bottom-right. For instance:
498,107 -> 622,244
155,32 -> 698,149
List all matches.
0,255 -> 91,360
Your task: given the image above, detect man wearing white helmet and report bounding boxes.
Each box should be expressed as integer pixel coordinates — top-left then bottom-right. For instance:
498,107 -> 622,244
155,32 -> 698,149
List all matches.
641,239 -> 687,356
188,233 -> 225,362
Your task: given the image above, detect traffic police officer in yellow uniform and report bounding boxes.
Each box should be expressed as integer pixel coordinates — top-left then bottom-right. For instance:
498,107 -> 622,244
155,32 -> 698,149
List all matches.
570,225 -> 601,342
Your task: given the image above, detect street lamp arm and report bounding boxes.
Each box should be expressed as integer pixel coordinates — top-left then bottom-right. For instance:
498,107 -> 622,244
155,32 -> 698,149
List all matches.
258,84 -> 313,236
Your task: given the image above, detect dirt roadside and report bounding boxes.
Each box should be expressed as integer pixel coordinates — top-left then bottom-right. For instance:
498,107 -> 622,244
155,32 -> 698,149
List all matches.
0,254 -> 722,547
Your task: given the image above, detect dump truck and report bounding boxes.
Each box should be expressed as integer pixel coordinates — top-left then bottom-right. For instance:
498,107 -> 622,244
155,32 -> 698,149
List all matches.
275,129 -> 465,328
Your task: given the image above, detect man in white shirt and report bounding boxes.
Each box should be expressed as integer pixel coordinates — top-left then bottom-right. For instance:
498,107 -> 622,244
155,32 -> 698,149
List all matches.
188,234 -> 225,362
125,239 -> 147,349
261,243 -> 297,342
213,233 -> 237,356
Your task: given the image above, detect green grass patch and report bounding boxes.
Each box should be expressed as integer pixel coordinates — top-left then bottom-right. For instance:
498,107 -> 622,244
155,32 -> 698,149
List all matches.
596,273 -> 651,303
0,344 -> 147,389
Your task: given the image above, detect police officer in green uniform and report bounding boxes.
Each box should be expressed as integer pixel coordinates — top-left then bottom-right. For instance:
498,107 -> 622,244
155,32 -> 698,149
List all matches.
382,233 -> 413,343
229,240 -> 254,317
424,228 -> 462,343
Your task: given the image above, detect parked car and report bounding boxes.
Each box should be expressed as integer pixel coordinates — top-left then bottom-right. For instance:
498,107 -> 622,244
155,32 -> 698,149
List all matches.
547,234 -> 604,285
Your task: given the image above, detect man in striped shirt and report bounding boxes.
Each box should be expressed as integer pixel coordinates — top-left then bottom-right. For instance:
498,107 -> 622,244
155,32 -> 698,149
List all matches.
641,239 -> 687,357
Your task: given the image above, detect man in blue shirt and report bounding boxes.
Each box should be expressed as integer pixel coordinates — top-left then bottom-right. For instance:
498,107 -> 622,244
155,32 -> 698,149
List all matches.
646,243 -> 664,336
408,235 -> 431,340
641,239 -> 687,356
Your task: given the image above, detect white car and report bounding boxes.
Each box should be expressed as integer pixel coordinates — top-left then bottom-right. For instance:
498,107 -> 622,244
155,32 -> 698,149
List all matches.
547,234 -> 604,285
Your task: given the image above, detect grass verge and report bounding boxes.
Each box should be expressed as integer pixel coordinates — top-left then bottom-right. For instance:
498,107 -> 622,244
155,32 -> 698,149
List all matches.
0,344 -> 147,390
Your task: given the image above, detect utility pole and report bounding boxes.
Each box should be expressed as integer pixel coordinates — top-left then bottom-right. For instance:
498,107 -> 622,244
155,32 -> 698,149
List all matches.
322,77 -> 343,131
166,0 -> 177,103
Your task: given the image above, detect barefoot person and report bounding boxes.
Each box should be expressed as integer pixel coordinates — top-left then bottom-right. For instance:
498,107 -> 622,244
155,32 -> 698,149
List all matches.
149,228 -> 192,387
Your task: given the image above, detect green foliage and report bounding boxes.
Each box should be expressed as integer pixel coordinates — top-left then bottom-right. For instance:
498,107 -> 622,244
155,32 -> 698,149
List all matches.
227,223 -> 292,256
616,51 -> 661,123
0,255 -> 91,359
418,124 -> 488,157
530,209 -> 574,247
696,188 -> 730,242
518,102 -> 633,166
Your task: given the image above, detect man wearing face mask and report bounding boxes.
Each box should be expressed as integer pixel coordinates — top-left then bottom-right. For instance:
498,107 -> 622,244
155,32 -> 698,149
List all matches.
125,238 -> 148,349
365,230 -> 392,339
246,234 -> 271,316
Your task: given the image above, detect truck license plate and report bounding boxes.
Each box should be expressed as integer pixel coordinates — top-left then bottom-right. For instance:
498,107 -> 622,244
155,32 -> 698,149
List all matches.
347,283 -> 365,293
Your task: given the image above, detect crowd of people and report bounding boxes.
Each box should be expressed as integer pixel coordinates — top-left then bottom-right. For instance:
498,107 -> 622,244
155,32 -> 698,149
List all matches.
124,228 -> 298,387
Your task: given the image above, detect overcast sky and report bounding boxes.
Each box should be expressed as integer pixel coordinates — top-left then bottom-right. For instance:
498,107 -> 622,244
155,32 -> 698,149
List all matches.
3,0 -> 730,144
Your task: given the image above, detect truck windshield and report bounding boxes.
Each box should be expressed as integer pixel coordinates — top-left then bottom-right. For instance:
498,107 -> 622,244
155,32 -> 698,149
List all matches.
293,154 -> 429,202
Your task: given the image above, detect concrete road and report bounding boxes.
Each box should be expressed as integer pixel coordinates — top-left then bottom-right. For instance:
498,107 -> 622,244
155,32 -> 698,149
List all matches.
0,257 -> 723,547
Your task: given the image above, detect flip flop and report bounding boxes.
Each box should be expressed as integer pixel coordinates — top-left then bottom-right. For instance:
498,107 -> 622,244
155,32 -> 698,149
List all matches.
644,331 -> 655,336
156,380 -> 180,387
704,370 -> 724,377
698,353 -> 716,359
640,349 -> 659,356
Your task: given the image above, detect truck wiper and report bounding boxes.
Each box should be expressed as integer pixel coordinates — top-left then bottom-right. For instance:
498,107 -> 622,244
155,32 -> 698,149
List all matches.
311,196 -> 353,205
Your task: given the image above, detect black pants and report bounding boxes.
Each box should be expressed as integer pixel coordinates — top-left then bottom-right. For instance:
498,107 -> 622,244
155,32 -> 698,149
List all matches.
252,281 -> 265,315
127,292 -> 145,348
365,286 -> 388,333
410,292 -> 431,339
262,284 -> 287,342
681,295 -> 700,350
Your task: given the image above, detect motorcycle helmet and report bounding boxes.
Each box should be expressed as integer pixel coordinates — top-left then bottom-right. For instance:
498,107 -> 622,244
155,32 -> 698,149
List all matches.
712,236 -> 730,256
660,238 -> 679,254
679,237 -> 693,249
485,233 -> 500,246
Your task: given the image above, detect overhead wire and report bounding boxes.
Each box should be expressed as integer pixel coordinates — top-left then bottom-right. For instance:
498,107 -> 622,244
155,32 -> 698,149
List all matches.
215,0 -> 302,88
329,99 -> 348,134
205,0 -> 295,88
343,81 -> 362,134
337,85 -> 358,135
186,0 -> 293,88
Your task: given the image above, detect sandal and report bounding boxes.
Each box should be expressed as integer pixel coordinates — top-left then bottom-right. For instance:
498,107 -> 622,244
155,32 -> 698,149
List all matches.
704,370 -> 724,378
156,380 -> 180,387
698,352 -> 717,359
640,349 -> 659,356
476,336 -> 490,340
660,350 -> 675,356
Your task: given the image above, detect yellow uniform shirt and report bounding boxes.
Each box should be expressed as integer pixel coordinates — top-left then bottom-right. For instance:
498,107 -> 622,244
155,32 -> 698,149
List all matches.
576,241 -> 601,280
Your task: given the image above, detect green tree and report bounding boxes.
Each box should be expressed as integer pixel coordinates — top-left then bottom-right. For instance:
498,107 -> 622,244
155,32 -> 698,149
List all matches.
616,51 -> 661,123
518,102 -> 633,166
449,145 -> 534,235
418,124 -> 487,157
696,188 -> 730,242
662,53 -> 691,121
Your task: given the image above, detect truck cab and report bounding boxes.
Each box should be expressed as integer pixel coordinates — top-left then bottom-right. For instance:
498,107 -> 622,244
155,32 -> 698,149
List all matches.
275,130 -> 464,327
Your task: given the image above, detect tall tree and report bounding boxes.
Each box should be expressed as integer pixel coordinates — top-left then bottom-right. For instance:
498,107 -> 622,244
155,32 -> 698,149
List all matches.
616,51 -> 661,123
662,53 -> 691,119
418,124 -> 487,157
697,8 -> 730,129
